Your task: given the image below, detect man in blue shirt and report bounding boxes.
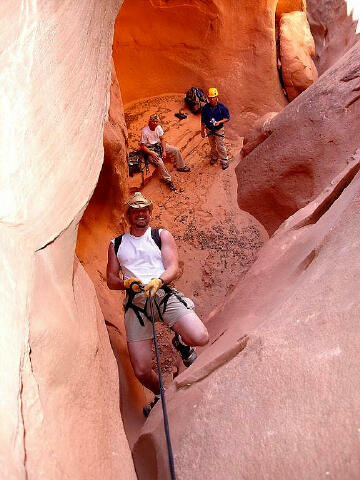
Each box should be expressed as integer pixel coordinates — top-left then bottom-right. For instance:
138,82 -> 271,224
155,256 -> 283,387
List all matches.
201,87 -> 230,170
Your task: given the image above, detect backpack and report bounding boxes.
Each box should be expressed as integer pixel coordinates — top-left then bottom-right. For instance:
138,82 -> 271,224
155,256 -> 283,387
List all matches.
185,87 -> 207,113
114,228 -> 162,255
128,151 -> 142,177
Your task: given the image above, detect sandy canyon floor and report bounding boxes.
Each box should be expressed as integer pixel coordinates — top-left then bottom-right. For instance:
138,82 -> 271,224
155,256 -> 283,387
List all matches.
122,94 -> 268,394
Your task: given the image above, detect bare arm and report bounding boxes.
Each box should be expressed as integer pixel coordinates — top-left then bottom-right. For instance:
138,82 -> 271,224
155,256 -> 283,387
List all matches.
159,230 -> 179,284
159,134 -> 167,159
140,143 -> 159,158
215,117 -> 229,127
106,243 -> 126,290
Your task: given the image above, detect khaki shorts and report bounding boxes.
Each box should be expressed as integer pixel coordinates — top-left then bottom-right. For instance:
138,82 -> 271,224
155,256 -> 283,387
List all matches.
124,288 -> 195,342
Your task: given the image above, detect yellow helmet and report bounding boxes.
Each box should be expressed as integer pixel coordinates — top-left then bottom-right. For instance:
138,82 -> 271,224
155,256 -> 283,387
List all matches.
208,87 -> 219,98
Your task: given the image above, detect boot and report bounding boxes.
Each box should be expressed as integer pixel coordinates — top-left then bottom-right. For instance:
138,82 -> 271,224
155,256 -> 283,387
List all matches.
172,333 -> 197,367
165,180 -> 176,191
143,395 -> 160,417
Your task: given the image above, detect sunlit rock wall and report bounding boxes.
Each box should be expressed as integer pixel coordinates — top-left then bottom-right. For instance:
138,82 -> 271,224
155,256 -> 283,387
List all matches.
113,0 -> 297,136
0,1 -> 136,478
76,60 -> 146,448
236,41 -> 360,234
279,11 -> 318,100
137,154 -> 360,479
307,0 -> 360,74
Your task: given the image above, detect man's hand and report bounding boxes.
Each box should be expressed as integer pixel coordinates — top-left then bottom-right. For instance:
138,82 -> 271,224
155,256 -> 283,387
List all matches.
123,277 -> 143,292
201,130 -> 206,138
150,151 -> 160,159
144,278 -> 163,297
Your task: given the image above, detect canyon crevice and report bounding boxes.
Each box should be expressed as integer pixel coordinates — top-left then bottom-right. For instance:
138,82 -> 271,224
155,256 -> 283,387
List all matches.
1,1 -> 360,479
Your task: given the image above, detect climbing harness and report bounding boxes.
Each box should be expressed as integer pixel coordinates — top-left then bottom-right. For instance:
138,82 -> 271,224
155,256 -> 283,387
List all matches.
206,130 -> 225,138
131,281 -> 176,480
124,283 -> 189,328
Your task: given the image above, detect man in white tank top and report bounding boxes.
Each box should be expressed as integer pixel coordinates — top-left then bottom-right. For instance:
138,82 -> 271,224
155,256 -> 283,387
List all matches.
106,192 -> 208,416
139,114 -> 191,191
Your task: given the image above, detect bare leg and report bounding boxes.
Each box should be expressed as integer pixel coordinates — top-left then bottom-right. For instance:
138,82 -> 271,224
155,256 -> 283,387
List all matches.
172,312 -> 209,347
127,339 -> 160,395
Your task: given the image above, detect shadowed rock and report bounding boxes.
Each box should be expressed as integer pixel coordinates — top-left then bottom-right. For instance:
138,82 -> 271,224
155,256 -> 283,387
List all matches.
134,153 -> 360,479
307,0 -> 359,74
236,41 -> 360,234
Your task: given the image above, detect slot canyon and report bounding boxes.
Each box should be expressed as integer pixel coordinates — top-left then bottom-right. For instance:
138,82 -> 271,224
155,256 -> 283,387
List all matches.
1,1 -> 360,479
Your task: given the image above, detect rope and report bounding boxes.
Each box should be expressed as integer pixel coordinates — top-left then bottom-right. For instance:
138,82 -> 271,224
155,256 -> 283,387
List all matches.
148,291 -> 177,480
129,281 -> 176,480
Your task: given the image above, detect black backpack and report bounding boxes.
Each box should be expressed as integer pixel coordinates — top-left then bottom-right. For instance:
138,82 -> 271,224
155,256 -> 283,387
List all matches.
114,228 -> 162,255
128,151 -> 142,177
185,87 -> 207,113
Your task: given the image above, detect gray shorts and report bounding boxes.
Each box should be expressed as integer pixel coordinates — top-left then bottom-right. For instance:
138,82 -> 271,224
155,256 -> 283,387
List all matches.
124,288 -> 195,342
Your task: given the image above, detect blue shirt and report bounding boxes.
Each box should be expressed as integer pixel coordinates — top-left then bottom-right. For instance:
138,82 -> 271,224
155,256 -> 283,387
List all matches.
201,102 -> 230,131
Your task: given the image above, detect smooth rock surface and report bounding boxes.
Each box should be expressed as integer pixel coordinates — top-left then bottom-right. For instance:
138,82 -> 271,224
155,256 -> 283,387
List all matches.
276,0 -> 305,17
307,0 -> 359,74
135,155 -> 360,480
241,112 -> 278,158
279,11 -> 318,101
236,41 -> 360,234
0,1 -> 136,478
113,0 -> 291,136
76,59 -> 146,449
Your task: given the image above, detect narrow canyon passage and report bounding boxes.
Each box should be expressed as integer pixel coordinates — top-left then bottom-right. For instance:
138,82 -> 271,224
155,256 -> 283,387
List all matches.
78,92 -> 268,447
2,0 -> 359,479
77,0 -> 321,473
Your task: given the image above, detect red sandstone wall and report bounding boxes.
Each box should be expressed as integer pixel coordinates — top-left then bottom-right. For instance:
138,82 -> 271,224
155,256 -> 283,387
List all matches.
236,42 -> 360,234
0,1 -> 136,478
113,0 -> 293,136
307,0 -> 359,74
76,61 -> 146,446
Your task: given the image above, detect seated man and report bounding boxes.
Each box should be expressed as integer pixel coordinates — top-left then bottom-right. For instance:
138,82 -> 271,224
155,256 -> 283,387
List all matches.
140,114 -> 190,191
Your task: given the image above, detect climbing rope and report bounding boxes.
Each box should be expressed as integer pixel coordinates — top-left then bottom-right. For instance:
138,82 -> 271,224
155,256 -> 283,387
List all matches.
130,282 -> 176,480
148,291 -> 176,480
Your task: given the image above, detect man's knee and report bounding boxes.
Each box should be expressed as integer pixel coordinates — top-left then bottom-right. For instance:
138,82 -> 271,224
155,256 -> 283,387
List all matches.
166,144 -> 179,155
174,315 -> 209,347
196,327 -> 209,346
186,327 -> 209,347
133,363 -> 153,381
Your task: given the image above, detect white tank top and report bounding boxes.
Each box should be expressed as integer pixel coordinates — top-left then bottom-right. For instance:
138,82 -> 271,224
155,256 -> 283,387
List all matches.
112,227 -> 164,284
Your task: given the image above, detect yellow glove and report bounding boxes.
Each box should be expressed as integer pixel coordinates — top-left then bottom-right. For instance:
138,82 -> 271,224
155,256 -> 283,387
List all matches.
144,278 -> 163,297
123,277 -> 143,292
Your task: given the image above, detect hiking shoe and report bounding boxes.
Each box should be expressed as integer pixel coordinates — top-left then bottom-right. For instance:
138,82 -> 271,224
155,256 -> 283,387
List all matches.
143,395 -> 160,417
160,178 -> 176,190
174,112 -> 187,120
222,164 -> 229,170
177,165 -> 191,172
210,158 -> 218,166
172,334 -> 197,367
